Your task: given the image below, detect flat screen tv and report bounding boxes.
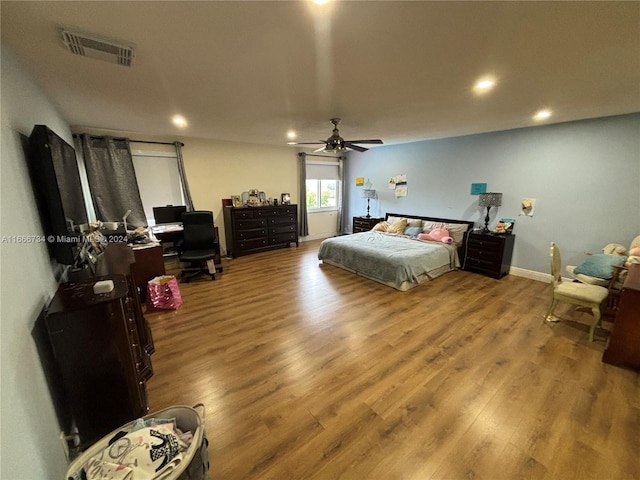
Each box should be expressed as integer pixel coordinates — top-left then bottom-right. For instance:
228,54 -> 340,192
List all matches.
27,125 -> 89,265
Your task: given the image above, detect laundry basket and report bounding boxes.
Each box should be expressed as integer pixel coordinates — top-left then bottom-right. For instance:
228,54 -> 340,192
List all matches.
65,404 -> 209,480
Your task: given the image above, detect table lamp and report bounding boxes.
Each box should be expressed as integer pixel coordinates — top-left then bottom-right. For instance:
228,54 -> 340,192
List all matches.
478,192 -> 502,233
363,189 -> 377,218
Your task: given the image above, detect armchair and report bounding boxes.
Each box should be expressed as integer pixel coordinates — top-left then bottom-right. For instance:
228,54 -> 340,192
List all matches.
177,211 -> 221,282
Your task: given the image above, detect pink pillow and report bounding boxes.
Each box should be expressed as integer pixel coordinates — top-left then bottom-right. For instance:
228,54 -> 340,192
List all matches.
418,228 -> 453,244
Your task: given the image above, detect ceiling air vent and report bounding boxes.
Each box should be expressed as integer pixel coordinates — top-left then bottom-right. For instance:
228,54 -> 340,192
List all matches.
60,29 -> 135,67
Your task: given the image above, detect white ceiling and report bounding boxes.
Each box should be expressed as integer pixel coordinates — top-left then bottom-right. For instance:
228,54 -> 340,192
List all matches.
2,1 -> 639,149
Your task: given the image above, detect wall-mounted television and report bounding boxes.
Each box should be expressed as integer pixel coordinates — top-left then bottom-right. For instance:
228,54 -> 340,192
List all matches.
27,125 -> 89,265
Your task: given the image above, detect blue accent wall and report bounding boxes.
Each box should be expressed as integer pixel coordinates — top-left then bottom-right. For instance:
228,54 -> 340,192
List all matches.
345,113 -> 640,274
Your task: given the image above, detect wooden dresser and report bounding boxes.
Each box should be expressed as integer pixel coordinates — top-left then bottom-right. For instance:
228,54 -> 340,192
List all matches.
353,216 -> 384,233
223,205 -> 298,257
463,232 -> 515,279
42,244 -> 154,450
602,264 -> 640,370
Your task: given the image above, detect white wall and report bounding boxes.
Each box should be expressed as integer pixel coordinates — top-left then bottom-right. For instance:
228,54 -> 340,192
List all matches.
0,46 -> 70,479
345,114 -> 640,274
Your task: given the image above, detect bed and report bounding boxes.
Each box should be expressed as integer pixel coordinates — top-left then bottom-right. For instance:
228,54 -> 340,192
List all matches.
318,213 -> 475,291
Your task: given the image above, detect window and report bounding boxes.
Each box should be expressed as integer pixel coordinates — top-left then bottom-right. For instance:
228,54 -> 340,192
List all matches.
305,160 -> 340,212
306,179 -> 338,210
131,144 -> 185,225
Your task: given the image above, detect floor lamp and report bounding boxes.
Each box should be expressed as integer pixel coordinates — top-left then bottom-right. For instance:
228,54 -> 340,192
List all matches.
478,192 -> 502,233
363,189 -> 377,218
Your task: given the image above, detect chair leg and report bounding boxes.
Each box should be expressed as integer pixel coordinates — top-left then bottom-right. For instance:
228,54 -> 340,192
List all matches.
589,307 -> 602,342
545,298 -> 560,323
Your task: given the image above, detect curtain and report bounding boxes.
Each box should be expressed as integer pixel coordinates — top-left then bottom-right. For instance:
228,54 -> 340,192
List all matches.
298,152 -> 309,237
337,156 -> 346,233
175,141 -> 195,211
80,134 -> 147,228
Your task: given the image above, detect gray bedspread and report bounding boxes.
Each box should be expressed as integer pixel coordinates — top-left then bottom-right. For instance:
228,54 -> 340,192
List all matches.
318,231 -> 458,287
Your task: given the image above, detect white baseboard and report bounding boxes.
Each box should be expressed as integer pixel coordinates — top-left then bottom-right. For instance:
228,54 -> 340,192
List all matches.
300,233 -> 337,242
509,266 -> 550,283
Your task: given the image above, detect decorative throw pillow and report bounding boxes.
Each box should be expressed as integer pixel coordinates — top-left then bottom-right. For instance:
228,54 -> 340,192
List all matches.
574,254 -> 628,279
404,226 -> 422,237
386,218 -> 407,234
372,221 -> 389,232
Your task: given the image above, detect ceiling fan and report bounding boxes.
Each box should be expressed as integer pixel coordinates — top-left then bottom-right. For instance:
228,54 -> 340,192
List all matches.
294,118 -> 383,153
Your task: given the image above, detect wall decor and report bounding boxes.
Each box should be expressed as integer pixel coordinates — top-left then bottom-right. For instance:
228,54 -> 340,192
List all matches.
281,193 -> 291,204
470,183 -> 487,195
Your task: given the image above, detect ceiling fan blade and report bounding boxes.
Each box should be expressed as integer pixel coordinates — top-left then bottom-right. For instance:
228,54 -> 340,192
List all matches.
344,142 -> 368,152
313,146 -> 326,153
346,139 -> 384,144
294,142 -> 325,145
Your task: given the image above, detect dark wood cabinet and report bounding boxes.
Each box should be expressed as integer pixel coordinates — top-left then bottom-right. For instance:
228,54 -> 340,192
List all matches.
42,244 -> 153,450
353,216 -> 384,233
223,205 -> 298,257
603,264 -> 640,370
463,232 -> 515,279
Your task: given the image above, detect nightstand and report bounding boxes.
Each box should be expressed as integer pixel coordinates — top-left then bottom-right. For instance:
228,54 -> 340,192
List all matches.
353,216 -> 384,233
463,232 -> 515,279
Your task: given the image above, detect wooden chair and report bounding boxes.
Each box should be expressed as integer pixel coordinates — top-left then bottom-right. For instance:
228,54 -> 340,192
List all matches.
545,242 -> 610,341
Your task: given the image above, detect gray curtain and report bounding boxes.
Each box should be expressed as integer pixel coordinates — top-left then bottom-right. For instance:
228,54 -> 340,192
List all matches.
175,142 -> 195,211
81,134 -> 147,228
337,156 -> 346,233
298,152 -> 309,237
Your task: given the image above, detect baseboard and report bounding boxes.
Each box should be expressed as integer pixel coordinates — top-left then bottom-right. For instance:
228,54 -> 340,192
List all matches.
300,233 -> 337,242
509,266 -> 550,283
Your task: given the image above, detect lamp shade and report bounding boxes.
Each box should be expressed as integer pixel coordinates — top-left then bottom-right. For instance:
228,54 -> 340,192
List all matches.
363,189 -> 377,199
478,192 -> 502,207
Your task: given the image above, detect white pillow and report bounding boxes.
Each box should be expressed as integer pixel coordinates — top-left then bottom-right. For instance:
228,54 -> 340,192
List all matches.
444,223 -> 469,245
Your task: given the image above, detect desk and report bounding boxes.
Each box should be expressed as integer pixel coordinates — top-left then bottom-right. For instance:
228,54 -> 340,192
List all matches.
151,224 -> 184,255
602,264 -> 640,370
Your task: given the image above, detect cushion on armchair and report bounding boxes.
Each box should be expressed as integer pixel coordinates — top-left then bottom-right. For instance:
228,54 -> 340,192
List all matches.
573,254 -> 627,279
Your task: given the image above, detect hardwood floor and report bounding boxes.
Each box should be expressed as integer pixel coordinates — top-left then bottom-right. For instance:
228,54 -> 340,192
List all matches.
145,240 -> 640,480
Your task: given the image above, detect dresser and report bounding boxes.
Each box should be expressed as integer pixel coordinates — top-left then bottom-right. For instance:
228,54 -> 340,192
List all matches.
353,216 -> 384,233
37,244 -> 154,451
602,264 -> 640,371
463,232 -> 515,279
223,205 -> 298,257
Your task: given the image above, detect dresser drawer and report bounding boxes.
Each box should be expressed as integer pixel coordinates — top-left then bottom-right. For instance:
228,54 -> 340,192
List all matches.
238,237 -> 269,250
270,232 -> 297,244
237,227 -> 267,240
269,215 -> 296,225
235,218 -> 267,230
270,224 -> 296,235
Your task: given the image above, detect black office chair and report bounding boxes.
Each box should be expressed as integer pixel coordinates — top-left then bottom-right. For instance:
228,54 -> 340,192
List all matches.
176,211 -> 221,282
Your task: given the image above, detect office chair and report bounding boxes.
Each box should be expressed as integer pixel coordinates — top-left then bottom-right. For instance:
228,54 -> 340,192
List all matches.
176,211 -> 221,282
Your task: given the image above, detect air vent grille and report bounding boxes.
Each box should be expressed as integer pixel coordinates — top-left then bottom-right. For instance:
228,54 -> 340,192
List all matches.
61,29 -> 135,67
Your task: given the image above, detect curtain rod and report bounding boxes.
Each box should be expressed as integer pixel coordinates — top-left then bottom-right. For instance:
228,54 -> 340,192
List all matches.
299,152 -> 345,159
73,133 -> 184,147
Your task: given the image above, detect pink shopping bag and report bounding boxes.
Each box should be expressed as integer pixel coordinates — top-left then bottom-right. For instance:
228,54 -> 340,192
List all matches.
147,275 -> 183,309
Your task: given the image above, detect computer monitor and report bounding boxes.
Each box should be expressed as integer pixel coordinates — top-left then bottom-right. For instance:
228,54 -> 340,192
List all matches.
153,205 -> 187,225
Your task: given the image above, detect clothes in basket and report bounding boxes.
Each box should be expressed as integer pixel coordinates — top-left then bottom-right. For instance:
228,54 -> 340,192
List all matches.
66,404 -> 208,480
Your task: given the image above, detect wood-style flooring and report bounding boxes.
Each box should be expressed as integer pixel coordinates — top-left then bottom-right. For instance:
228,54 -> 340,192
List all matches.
145,240 -> 640,480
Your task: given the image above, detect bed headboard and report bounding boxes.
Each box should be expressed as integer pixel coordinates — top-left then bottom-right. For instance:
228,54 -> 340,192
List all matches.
384,212 -> 476,264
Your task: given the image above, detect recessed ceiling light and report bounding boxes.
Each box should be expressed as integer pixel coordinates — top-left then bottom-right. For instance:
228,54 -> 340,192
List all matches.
172,115 -> 188,128
473,78 -> 495,94
287,130 -> 297,140
533,109 -> 552,121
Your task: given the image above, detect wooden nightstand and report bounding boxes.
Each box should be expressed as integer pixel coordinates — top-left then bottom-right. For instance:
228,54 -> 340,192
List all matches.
353,216 -> 384,233
463,232 -> 515,279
